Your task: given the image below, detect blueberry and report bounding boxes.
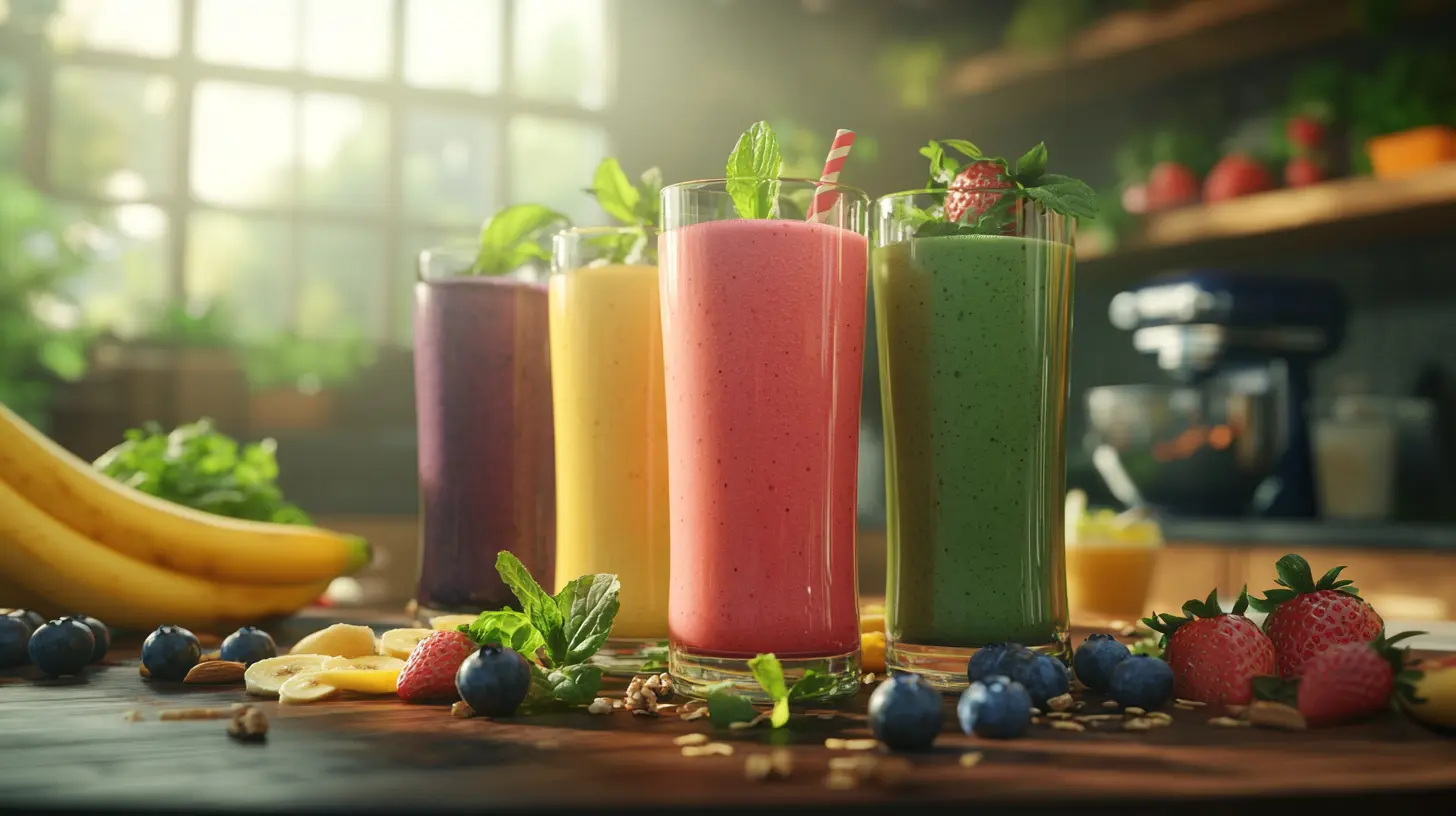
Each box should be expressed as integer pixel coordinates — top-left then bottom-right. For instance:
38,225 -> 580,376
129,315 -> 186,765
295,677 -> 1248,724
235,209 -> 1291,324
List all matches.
1109,655 -> 1175,711
220,627 -> 277,666
967,642 -> 1028,685
28,618 -> 95,677
0,616 -> 31,669
141,625 -> 202,681
454,645 -> 532,717
7,609 -> 45,634
1073,634 -> 1130,693
866,672 -> 944,751
67,614 -> 111,664
1004,650 -> 1070,709
957,674 -> 1032,739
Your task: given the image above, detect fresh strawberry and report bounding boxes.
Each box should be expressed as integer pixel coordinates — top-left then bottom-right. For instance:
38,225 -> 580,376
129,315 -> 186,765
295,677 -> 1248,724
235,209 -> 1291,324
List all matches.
1284,155 -> 1325,187
1144,161 -> 1200,210
1285,115 -> 1327,151
1248,554 -> 1384,679
1203,154 -> 1274,202
1143,586 -> 1276,705
943,160 -> 1014,226
1296,630 -> 1423,727
397,630 -> 478,702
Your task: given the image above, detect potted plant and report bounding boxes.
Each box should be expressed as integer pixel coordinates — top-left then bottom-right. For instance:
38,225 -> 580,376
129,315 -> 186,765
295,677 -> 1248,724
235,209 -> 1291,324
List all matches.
244,329 -> 377,432
1351,50 -> 1456,179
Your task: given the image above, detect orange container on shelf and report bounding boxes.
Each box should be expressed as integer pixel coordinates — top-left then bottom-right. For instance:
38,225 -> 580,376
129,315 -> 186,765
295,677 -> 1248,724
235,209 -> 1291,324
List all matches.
1366,126 -> 1456,179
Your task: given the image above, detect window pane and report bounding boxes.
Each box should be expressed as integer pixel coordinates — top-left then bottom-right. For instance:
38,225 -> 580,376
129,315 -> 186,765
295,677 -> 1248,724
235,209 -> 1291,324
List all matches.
52,0 -> 180,57
192,81 -> 296,206
57,204 -> 171,336
301,93 -> 388,213
403,108 -> 497,224
508,116 -> 608,225
0,62 -> 24,172
51,68 -> 176,199
195,0 -> 298,70
512,0 -> 609,110
299,224 -> 388,340
404,0 -> 502,93
185,212 -> 293,338
302,0 -> 390,79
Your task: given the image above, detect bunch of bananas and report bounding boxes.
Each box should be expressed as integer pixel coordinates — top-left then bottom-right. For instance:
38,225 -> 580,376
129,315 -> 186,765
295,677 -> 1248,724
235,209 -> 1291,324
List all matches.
0,403 -> 371,632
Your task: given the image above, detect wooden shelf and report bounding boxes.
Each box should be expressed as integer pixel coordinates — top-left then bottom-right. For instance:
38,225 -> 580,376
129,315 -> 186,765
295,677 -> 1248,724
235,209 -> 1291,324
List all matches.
943,0 -> 1443,120
1078,163 -> 1456,276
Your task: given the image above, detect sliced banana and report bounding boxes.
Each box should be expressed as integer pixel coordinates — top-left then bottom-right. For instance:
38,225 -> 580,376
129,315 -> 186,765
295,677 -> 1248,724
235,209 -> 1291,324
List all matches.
290,623 -> 377,658
323,654 -> 405,672
278,671 -> 338,704
379,628 -> 434,660
429,614 -> 477,631
314,669 -> 400,695
244,655 -> 329,697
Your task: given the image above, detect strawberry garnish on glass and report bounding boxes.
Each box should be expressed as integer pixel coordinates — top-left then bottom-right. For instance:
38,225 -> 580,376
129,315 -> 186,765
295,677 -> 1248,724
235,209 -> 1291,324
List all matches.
1143,586 -> 1277,706
1247,554 -> 1385,679
913,139 -> 1097,236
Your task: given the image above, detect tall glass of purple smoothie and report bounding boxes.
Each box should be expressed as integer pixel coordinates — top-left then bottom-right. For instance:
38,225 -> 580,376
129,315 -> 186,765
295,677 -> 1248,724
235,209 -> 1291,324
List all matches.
410,245 -> 555,621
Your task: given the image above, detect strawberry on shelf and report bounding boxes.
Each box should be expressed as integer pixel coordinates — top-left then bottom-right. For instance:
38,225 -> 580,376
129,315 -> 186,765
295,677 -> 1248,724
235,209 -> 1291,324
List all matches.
1248,554 -> 1385,680
1143,586 -> 1276,706
1204,154 -> 1275,202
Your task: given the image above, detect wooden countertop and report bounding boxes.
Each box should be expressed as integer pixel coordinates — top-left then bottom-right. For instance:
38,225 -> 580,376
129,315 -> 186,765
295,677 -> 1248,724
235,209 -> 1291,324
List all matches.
3,614 -> 1455,814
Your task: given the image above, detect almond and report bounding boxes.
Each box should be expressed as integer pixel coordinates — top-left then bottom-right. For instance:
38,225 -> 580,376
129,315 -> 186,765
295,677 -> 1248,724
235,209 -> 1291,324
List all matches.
184,660 -> 247,685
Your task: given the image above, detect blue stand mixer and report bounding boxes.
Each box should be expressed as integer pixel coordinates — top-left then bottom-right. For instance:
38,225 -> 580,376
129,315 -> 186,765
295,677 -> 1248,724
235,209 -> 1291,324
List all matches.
1087,272 -> 1347,518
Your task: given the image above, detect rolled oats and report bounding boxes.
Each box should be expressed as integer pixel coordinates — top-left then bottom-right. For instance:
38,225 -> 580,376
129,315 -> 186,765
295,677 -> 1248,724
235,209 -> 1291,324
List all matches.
1208,716 -> 1251,728
1047,693 -> 1074,712
958,752 -> 984,768
1050,720 -> 1086,732
451,701 -> 475,719
587,698 -> 612,715
1247,701 -> 1306,731
674,733 -> 709,746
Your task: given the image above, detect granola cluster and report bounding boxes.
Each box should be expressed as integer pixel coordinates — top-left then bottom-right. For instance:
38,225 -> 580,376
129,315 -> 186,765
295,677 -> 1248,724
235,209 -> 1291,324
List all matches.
624,672 -> 673,713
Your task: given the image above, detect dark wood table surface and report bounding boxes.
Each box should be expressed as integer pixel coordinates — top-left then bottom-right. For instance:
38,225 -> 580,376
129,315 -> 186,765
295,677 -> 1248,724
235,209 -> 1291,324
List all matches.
4,611 -> 1455,815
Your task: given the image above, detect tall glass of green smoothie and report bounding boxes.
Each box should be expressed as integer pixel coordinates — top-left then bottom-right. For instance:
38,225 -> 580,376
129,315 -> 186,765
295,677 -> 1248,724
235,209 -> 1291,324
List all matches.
874,140 -> 1097,689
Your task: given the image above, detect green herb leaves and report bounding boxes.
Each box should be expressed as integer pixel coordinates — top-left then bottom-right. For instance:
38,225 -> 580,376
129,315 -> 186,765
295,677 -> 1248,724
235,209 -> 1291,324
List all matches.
726,121 -> 783,220
587,158 -> 662,264
93,419 -> 310,525
709,654 -> 840,729
912,138 -> 1099,237
471,203 -> 569,276
459,552 -> 620,710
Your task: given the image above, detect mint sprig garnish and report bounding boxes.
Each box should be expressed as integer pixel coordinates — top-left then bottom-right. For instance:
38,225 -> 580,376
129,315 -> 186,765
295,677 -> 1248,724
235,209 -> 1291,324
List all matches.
707,653 -> 838,729
909,139 -> 1098,238
725,121 -> 783,220
471,204 -> 570,275
585,157 -> 661,264
458,551 -> 619,710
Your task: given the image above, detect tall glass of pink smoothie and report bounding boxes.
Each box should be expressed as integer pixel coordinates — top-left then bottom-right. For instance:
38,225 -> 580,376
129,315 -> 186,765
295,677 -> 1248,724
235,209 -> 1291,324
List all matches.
659,179 -> 869,700
411,246 -> 555,622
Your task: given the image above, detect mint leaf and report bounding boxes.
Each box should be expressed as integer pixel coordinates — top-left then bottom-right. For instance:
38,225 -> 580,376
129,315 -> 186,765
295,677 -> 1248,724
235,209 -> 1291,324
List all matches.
920,141 -> 957,186
787,669 -> 838,701
554,572 -> 621,665
1021,174 -> 1099,220
496,551 -> 566,666
540,663 -> 603,706
725,121 -> 781,220
459,608 -> 545,657
590,158 -> 640,225
473,204 -> 568,275
1014,142 -> 1048,184
939,138 -> 984,161
770,698 -> 790,728
705,683 -> 759,727
636,166 -> 663,225
748,653 -> 788,700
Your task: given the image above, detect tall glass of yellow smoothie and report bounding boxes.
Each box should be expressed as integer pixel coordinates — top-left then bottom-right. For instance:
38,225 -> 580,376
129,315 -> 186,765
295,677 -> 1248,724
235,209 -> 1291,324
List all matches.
549,225 -> 668,672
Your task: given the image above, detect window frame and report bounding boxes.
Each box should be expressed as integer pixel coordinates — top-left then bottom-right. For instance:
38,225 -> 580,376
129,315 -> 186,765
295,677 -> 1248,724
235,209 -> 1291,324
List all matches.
0,0 -> 617,344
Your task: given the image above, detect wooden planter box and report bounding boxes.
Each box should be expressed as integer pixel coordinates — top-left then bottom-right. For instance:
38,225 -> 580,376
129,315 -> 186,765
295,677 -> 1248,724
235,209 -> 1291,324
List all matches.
1367,126 -> 1456,179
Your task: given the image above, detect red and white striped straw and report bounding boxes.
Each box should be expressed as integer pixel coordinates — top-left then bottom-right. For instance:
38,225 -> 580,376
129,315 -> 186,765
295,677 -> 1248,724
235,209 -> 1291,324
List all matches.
805,129 -> 855,223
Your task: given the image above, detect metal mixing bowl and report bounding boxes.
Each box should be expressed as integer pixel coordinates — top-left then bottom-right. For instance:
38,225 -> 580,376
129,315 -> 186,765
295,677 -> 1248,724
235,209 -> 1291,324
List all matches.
1084,382 -> 1286,516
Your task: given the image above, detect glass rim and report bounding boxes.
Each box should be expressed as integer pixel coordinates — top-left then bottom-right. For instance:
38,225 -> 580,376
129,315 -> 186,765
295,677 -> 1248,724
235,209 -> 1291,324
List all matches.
664,177 -> 869,198
554,224 -> 652,237
877,187 -> 1005,201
